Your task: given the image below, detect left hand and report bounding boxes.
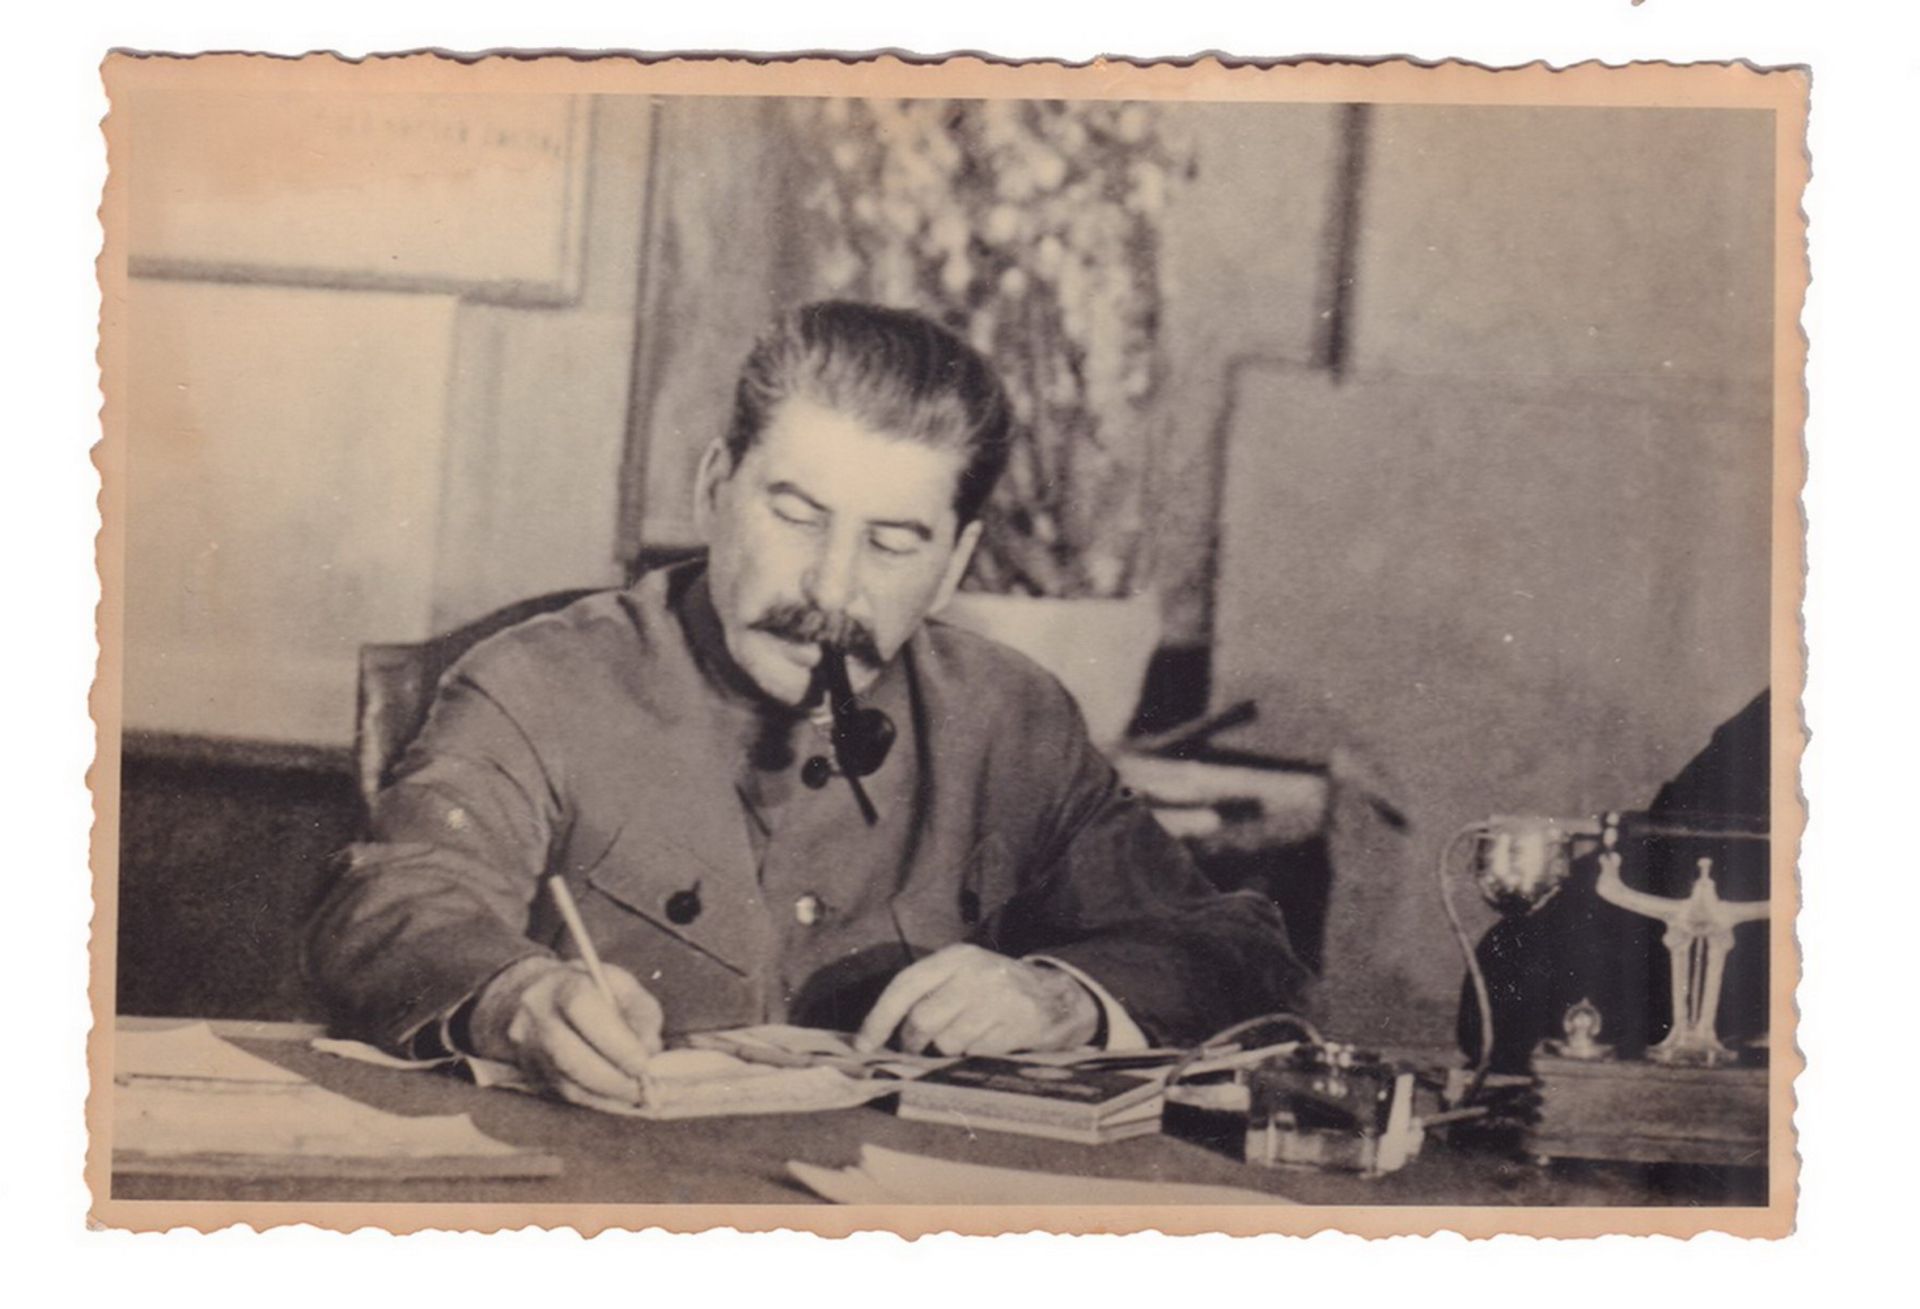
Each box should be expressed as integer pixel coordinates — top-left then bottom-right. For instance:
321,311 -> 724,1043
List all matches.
853,944 -> 1101,1055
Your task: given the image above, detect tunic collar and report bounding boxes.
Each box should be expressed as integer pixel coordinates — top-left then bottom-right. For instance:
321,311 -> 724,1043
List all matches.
669,566 -> 911,827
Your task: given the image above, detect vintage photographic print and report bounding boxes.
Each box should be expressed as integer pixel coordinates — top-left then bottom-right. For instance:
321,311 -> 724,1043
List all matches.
90,53 -> 1806,1238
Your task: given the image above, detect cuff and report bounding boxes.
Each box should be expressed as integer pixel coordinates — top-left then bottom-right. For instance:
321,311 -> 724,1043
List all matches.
1025,956 -> 1150,1052
400,953 -> 557,1061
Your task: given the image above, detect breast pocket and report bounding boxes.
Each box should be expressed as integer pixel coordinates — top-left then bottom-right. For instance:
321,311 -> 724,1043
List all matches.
558,829 -> 772,1033
577,823 -> 772,982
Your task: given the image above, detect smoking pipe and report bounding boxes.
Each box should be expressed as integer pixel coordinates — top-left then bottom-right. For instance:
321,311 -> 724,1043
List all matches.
818,645 -> 895,823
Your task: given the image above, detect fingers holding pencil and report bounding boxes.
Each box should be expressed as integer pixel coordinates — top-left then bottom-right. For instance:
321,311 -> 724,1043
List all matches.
521,963 -> 663,1105
468,878 -> 665,1109
544,873 -> 663,1065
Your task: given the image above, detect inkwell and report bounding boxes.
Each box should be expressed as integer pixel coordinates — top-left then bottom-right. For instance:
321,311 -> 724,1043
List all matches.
816,644 -> 895,826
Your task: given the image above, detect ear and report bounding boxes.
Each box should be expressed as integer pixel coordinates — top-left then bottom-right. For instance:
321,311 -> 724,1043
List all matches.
927,519 -> 984,616
690,439 -> 733,537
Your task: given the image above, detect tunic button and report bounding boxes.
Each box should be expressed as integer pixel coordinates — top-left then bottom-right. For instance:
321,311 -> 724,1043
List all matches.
801,755 -> 834,789
794,893 -> 824,926
666,885 -> 702,925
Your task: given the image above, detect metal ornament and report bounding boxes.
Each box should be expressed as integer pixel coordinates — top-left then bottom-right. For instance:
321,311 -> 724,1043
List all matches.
1593,814 -> 1769,1067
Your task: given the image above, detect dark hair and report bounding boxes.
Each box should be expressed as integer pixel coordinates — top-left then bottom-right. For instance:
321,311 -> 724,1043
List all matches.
725,301 -> 1014,527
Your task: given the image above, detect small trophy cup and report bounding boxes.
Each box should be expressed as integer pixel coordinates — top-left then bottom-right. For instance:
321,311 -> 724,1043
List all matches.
1592,812 -> 1770,1068
1465,815 -> 1588,916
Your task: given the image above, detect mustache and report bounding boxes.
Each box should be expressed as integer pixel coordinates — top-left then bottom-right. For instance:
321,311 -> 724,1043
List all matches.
749,601 -> 882,666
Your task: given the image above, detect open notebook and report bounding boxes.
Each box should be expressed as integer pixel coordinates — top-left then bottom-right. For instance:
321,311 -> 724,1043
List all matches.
313,1023 -> 936,1119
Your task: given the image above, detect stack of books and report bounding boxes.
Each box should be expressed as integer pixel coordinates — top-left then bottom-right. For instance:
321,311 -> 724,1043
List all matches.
896,1057 -> 1166,1145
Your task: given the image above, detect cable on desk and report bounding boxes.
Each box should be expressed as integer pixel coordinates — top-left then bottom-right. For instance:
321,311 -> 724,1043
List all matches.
1437,822 -> 1497,1105
1161,1011 -> 1325,1098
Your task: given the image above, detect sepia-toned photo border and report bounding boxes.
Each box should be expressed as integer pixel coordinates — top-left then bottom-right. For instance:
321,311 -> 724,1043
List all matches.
89,50 -> 1809,1239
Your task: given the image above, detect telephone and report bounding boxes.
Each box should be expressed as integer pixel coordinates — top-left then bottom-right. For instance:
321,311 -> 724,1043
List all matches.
1451,810 -> 1770,1073
1443,809 -> 1770,1166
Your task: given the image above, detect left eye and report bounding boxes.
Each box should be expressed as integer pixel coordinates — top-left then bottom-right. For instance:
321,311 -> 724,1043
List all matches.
771,496 -> 821,528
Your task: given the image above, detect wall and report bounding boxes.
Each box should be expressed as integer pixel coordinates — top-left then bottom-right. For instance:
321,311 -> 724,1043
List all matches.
1153,102 -> 1344,645
619,98 -> 821,552
431,95 -> 656,633
121,94 -> 651,748
123,282 -> 458,744
1209,106 -> 1776,1041
115,94 -> 655,1018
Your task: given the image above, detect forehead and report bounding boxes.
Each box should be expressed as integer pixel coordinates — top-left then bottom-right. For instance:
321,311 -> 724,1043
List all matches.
748,396 -> 966,526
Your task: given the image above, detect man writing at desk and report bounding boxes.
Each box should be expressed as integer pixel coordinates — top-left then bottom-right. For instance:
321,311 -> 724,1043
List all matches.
308,302 -> 1309,1111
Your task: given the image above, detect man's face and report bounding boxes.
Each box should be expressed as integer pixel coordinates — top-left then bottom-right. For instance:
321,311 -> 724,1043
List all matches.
696,395 -> 982,707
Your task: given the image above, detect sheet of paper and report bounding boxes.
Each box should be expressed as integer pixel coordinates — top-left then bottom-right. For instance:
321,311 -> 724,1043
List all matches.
117,1022 -> 308,1085
115,1024 -> 556,1178
117,1082 -> 534,1162
788,1144 -> 1291,1205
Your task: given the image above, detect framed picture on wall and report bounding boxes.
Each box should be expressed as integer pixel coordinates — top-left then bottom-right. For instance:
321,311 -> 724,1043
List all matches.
124,88 -> 592,304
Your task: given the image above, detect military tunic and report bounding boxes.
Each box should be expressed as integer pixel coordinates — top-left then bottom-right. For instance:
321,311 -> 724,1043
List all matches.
307,563 -> 1310,1053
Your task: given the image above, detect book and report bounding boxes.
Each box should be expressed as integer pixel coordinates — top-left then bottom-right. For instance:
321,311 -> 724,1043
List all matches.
895,1056 -> 1166,1144
897,1095 -> 1164,1145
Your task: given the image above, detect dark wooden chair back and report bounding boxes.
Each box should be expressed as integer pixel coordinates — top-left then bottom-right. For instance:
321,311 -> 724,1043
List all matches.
354,590 -> 597,814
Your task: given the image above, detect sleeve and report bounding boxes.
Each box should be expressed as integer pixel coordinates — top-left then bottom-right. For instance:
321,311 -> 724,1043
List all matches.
303,665 -> 563,1055
1024,955 -> 1151,1051
975,679 -> 1316,1050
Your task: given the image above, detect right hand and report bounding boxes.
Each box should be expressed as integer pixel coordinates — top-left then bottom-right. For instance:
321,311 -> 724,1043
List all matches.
472,958 -> 663,1111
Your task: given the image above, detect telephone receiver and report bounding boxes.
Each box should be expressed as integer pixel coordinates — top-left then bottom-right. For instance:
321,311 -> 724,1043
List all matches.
818,646 -> 895,825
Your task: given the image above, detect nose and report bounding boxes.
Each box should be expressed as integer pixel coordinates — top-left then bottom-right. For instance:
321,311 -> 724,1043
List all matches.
801,528 -> 861,615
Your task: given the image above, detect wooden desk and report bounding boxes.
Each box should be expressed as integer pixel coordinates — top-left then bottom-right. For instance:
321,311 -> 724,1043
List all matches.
106,1018 -> 1762,1215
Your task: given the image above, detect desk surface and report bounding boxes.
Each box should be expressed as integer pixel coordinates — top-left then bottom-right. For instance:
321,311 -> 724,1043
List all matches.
107,1018 -> 1761,1213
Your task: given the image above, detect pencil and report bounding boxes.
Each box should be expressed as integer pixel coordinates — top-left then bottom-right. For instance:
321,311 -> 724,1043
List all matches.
546,876 -> 617,1004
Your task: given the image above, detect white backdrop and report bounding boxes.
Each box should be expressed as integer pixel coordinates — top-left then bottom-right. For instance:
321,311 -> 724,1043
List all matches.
8,1 -> 1913,1303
